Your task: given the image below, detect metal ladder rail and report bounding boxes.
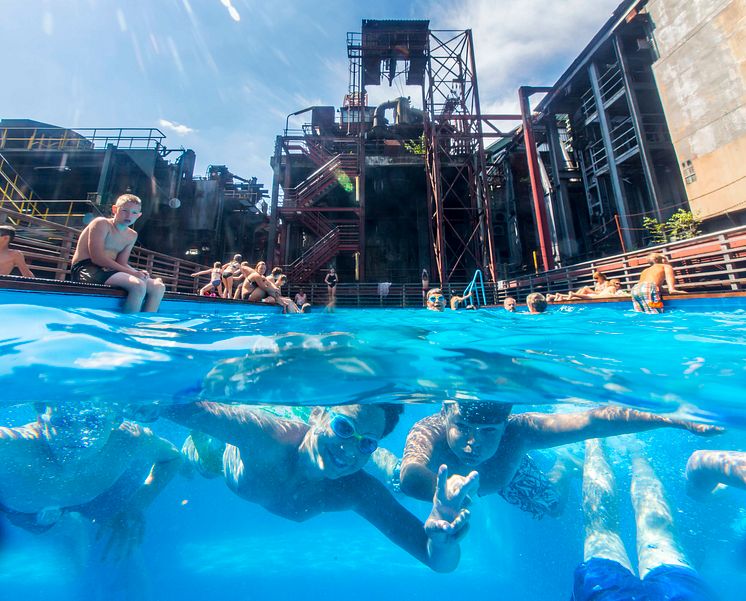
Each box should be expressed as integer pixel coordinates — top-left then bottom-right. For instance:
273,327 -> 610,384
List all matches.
462,269 -> 487,308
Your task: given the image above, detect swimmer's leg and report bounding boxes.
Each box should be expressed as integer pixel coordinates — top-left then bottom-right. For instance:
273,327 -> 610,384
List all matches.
631,452 -> 692,578
582,438 -> 632,571
545,446 -> 583,516
181,431 -> 225,479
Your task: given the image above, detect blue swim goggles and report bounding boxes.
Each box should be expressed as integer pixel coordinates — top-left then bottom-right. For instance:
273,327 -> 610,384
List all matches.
328,412 -> 379,454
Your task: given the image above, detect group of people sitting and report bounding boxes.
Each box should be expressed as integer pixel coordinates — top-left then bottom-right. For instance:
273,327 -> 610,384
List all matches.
0,396 -> 736,598
190,257 -> 307,313
1,193 -> 689,317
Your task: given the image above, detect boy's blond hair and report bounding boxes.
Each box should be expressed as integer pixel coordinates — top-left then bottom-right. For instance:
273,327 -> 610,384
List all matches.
648,252 -> 666,264
114,193 -> 142,208
526,292 -> 548,313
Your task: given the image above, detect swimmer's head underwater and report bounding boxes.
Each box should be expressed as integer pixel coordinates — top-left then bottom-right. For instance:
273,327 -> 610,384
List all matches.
442,401 -> 512,466
308,403 -> 403,479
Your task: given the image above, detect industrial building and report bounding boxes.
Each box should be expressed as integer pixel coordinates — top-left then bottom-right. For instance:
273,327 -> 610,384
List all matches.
0,119 -> 269,264
269,1 -> 745,284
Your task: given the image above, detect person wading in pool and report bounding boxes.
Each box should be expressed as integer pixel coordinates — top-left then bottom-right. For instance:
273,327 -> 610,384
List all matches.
571,439 -> 716,601
503,297 -> 517,312
0,402 -> 180,559
70,194 -> 166,313
425,288 -> 446,312
631,252 -> 687,314
399,400 -> 722,511
163,401 -> 477,572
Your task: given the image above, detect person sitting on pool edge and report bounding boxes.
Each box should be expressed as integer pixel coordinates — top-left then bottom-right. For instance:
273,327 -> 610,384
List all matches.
526,292 -> 547,313
425,288 -> 446,312
162,401 -> 478,573
503,297 -> 517,312
0,225 -> 34,278
571,438 -> 716,601
0,401 -> 180,559
70,194 -> 166,313
399,400 -> 722,512
631,252 -> 687,314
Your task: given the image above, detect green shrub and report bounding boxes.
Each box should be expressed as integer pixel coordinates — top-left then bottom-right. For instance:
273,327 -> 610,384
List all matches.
643,209 -> 701,245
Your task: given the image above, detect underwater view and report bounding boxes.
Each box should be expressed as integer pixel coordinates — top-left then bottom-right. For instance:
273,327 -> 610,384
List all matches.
1,300 -> 745,600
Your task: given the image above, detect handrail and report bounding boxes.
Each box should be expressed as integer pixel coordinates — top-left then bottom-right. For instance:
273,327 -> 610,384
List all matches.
462,269 -> 487,307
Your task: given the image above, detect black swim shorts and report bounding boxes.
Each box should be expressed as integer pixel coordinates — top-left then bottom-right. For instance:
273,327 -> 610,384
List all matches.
70,259 -> 118,285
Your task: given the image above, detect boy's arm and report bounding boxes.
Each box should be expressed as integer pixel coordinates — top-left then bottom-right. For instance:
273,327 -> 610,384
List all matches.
161,401 -> 276,448
352,466 -> 477,573
399,420 -> 440,501
87,220 -> 142,277
124,427 -> 181,512
664,263 -> 687,294
686,450 -> 746,499
12,250 -> 34,277
518,406 -> 723,450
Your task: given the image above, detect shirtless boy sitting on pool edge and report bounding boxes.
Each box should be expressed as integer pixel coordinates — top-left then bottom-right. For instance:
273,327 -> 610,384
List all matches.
70,194 -> 166,313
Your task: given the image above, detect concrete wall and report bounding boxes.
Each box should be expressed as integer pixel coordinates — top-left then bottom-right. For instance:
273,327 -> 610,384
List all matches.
646,0 -> 746,220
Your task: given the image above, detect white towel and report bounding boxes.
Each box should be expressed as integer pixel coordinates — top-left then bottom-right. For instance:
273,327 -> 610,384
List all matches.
377,282 -> 392,296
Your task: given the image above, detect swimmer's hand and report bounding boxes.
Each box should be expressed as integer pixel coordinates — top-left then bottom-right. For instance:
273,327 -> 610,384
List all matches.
97,508 -> 145,562
678,421 -> 724,437
425,465 -> 479,543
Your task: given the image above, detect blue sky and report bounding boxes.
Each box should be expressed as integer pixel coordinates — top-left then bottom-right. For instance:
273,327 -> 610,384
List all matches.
1,0 -> 621,191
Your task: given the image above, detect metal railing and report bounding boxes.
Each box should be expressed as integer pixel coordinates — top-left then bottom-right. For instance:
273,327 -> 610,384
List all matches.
495,226 -> 746,302
0,207 -> 202,292
0,127 -> 166,152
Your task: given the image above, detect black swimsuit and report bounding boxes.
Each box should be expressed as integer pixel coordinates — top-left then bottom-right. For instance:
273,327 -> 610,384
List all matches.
70,259 -> 117,285
326,275 -> 337,288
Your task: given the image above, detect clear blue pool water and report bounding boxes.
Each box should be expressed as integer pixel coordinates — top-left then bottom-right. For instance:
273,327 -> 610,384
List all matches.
1,294 -> 745,600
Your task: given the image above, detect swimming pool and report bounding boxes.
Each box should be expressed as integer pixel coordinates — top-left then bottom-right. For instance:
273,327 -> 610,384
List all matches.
1,295 -> 745,600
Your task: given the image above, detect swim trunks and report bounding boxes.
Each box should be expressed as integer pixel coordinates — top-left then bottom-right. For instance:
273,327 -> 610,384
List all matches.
572,557 -> 645,600
631,282 -> 664,314
500,454 -> 561,519
572,558 -> 716,600
70,259 -> 118,285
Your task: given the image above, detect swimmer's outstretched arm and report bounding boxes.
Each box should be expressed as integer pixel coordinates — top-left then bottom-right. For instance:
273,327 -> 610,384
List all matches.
686,450 -> 746,499
352,466 -> 477,573
516,406 -> 723,451
125,426 -> 181,511
162,401 -> 280,448
399,421 -> 440,501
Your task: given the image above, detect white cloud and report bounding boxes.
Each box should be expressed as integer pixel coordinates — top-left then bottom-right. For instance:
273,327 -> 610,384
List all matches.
430,0 -> 623,112
159,118 -> 196,135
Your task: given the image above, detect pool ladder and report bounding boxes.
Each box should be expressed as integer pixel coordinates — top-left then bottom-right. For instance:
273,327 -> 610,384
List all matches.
461,270 -> 487,308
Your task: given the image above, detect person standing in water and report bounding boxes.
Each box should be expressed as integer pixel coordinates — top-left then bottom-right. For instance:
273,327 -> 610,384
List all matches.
325,267 -> 338,305
70,194 -> 166,313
